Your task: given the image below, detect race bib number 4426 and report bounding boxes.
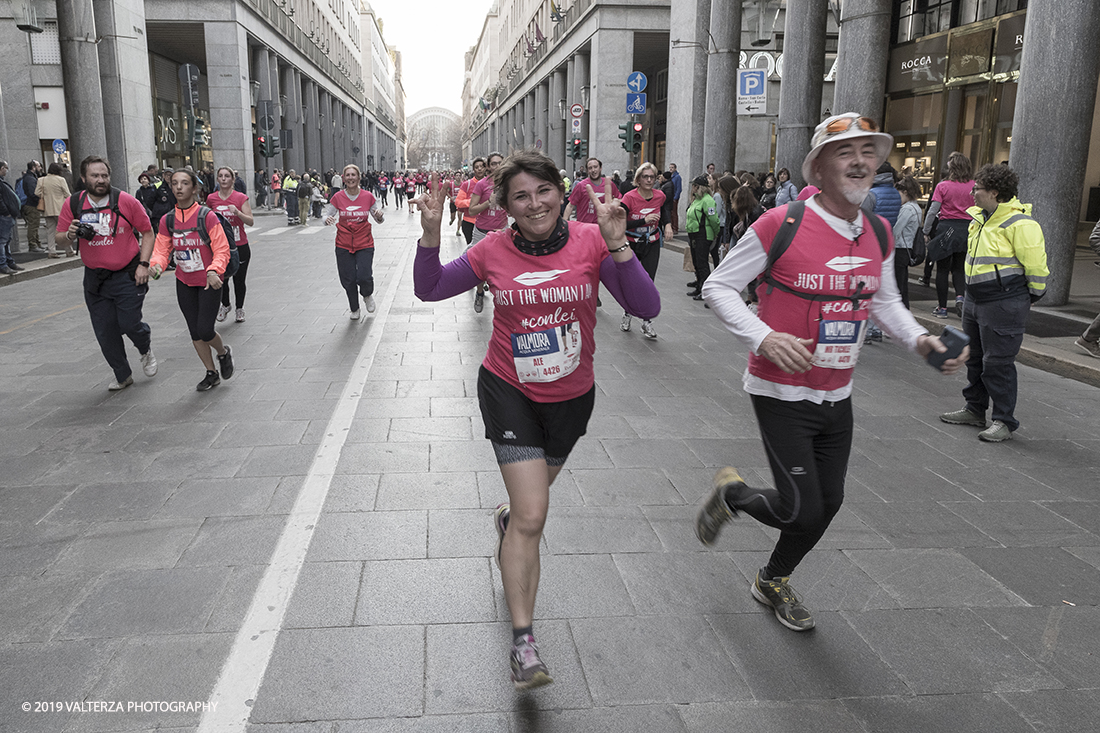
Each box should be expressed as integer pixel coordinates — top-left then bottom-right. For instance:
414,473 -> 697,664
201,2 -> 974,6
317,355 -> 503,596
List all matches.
511,322 -> 581,383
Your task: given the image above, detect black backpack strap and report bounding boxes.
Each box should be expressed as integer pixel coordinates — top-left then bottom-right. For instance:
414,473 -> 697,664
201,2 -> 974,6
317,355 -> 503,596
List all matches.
758,201 -> 805,291
864,211 -> 890,258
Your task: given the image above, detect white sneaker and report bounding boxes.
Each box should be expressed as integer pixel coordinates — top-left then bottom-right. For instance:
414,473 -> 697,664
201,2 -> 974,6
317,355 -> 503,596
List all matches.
620,314 -> 632,332
235,308 -> 246,323
365,295 -> 376,313
108,375 -> 133,391
641,320 -> 657,340
140,349 -> 158,377
216,304 -> 230,322
350,310 -> 361,320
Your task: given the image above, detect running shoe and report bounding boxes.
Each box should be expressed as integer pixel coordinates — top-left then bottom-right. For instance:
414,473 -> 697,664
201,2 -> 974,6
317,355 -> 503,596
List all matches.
216,304 -> 230,322
510,634 -> 553,690
1075,336 -> 1100,358
196,370 -> 221,392
620,314 -> 632,332
751,570 -> 815,631
235,309 -> 246,323
474,289 -> 484,313
641,320 -> 657,340
939,408 -> 986,427
108,375 -> 133,391
932,307 -> 948,318
217,344 -> 234,380
140,349 -> 158,377
492,503 -> 510,569
695,467 -> 746,545
365,295 -> 376,313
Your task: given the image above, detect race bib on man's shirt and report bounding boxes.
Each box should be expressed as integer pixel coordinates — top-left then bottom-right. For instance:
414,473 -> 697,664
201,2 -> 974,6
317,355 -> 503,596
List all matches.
510,322 -> 581,383
811,319 -> 864,369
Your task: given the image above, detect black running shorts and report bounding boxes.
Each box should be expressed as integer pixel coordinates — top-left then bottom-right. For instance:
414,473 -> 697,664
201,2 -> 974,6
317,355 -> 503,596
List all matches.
477,365 -> 595,459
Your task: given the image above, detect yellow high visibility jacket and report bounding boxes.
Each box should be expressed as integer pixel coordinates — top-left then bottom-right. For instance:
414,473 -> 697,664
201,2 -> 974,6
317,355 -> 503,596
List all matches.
965,198 -> 1049,301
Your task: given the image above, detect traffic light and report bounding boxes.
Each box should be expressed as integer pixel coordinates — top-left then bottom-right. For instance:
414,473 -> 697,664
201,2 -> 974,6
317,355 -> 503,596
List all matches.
631,122 -> 643,153
617,123 -> 631,152
571,138 -> 582,160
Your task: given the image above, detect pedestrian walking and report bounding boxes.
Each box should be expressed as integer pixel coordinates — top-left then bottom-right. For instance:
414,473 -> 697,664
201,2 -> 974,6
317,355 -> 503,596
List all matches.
685,175 -> 719,301
56,155 -> 158,389
36,163 -> 72,258
323,164 -> 384,320
619,162 -> 672,338
467,152 -> 507,313
148,168 -> 235,392
698,113 -> 967,632
209,167 -> 255,323
923,151 -> 974,317
939,164 -> 1048,442
413,154 -> 660,690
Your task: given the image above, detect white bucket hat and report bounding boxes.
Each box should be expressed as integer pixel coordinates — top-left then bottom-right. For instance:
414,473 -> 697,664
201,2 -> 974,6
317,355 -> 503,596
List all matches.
801,113 -> 893,188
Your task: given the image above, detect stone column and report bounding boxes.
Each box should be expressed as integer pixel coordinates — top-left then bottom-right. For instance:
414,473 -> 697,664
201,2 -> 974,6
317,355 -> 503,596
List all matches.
304,80 -> 321,172
535,81 -> 549,156
319,90 -> 334,172
94,0 -> 155,186
57,0 -> 108,172
666,0 -> 711,213
1011,0 -> 1100,304
831,0 -> 891,123
775,0 -> 827,188
588,30 -> 634,173
574,52 -> 590,147
549,68 -> 566,169
703,0 -> 740,173
204,21 -> 252,188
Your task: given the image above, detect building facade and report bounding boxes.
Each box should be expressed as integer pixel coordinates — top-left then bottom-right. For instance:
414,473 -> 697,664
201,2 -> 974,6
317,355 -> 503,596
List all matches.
1,0 -> 405,194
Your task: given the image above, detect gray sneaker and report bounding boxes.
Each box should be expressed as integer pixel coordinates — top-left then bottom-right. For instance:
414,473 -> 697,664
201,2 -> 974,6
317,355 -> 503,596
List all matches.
695,467 -> 747,546
510,634 -> 553,690
978,420 -> 1013,442
940,408 -> 986,427
751,570 -> 815,631
1075,337 -> 1100,359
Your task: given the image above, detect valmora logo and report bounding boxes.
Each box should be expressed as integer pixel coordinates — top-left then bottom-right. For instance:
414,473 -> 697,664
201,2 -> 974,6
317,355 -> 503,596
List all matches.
514,269 -> 570,286
825,256 -> 872,272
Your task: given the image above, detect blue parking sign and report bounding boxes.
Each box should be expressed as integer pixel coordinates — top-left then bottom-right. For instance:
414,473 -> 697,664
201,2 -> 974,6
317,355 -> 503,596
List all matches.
626,93 -> 647,115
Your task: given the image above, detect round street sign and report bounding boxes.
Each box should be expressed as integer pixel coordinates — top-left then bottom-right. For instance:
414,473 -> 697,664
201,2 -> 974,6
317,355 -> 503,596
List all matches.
570,103 -> 584,118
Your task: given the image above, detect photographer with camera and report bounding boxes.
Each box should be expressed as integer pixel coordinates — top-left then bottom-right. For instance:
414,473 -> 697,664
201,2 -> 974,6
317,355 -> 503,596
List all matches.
56,155 -> 158,391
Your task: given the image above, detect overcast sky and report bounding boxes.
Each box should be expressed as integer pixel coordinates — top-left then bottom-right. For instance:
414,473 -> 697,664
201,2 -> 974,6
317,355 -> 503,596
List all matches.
369,0 -> 495,117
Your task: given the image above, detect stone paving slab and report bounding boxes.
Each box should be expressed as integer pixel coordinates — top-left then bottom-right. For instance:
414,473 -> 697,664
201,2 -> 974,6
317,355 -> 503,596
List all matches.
2,209 -> 1099,732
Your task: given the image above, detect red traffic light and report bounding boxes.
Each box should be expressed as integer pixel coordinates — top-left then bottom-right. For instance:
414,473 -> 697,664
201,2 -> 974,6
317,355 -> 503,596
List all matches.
633,123 -> 643,132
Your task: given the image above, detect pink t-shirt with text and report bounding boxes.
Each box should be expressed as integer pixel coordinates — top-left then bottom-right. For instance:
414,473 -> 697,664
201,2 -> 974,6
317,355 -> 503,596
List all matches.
465,223 -> 610,402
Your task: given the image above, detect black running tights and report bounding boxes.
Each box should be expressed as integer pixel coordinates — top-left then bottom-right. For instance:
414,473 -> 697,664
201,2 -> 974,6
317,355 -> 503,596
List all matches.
740,395 -> 852,578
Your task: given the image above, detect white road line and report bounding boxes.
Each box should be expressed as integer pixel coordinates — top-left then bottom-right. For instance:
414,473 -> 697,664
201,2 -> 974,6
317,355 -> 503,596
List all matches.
197,239 -> 415,733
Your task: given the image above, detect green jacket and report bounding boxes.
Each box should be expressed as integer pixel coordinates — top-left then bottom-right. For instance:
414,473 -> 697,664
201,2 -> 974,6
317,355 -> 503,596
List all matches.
685,193 -> 720,240
965,197 -> 1049,301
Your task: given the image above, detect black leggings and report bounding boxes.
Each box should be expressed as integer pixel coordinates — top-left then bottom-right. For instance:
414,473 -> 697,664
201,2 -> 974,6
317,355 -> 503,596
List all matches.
177,278 -> 221,342
220,243 -> 251,309
740,395 -> 853,578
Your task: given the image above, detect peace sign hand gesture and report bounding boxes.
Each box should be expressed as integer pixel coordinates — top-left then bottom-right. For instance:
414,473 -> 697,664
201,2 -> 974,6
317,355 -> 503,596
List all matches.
587,184 -> 628,252
414,172 -> 446,248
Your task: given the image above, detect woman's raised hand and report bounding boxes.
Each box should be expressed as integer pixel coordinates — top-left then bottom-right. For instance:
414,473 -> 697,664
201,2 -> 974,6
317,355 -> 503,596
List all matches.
587,184 -> 627,249
414,172 -> 446,247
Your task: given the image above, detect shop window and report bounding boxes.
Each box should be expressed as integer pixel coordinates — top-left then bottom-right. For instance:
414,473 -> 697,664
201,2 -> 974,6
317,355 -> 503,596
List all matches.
30,21 -> 60,64
885,92 -> 943,198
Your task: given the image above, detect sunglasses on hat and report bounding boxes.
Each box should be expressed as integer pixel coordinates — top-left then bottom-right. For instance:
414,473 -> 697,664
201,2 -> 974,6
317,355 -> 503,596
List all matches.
823,115 -> 880,134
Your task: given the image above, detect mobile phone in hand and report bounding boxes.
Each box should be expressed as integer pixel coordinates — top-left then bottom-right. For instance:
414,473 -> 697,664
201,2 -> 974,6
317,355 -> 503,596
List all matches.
927,325 -> 970,370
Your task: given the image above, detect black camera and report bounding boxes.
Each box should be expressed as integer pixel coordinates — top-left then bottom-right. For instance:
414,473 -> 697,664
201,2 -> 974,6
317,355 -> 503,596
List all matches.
74,222 -> 97,240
